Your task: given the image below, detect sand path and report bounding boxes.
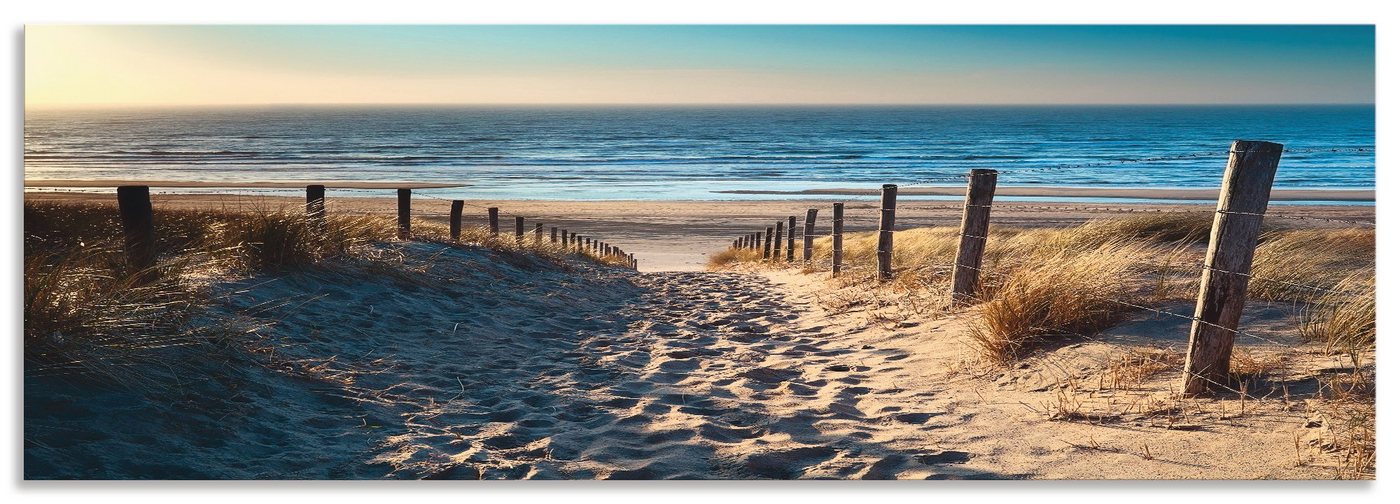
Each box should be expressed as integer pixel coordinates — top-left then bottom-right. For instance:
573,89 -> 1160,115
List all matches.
370,269 -> 975,479
26,240 -> 1347,479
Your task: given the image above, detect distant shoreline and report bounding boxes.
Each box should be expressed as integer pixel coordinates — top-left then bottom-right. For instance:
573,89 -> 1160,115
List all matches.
23,180 -> 1374,203
716,186 -> 1375,202
22,180 -> 466,190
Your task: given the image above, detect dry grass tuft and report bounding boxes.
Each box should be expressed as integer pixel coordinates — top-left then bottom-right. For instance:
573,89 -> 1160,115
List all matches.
706,247 -> 763,270
968,242 -> 1149,363
1298,273 -> 1375,366
1249,228 -> 1374,302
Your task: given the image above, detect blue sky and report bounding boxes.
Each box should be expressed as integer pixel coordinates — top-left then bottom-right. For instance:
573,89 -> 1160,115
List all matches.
27,25 -> 1376,106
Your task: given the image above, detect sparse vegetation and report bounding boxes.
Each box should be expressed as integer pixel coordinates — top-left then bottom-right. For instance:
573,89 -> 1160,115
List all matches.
1298,273 -> 1376,367
23,200 -> 628,385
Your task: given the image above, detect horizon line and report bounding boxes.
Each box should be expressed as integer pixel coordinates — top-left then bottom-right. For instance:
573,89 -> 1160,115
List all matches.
26,102 -> 1378,110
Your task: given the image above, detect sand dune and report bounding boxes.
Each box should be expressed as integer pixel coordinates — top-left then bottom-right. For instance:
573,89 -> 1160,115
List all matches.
26,238 -> 1354,479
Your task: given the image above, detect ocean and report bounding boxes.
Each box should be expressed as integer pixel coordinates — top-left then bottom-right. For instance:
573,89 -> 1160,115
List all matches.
24,105 -> 1374,202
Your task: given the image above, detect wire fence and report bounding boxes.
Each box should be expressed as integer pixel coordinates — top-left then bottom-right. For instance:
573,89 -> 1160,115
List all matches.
728,140 -> 1373,395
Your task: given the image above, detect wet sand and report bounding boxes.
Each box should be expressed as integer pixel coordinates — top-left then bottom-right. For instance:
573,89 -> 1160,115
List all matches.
718,186 -> 1375,202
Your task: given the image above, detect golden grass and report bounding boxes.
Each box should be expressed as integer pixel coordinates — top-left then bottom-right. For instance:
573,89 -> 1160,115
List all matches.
1249,228 -> 1374,301
24,200 -> 628,384
1298,273 -> 1375,366
968,242 -> 1150,363
708,213 -> 1373,367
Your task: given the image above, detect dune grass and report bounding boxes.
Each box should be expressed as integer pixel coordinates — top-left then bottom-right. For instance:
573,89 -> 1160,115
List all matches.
709,213 -> 1374,364
1298,273 -> 1376,367
24,200 -> 628,385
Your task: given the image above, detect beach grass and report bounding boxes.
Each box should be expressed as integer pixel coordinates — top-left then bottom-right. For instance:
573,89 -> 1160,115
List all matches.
710,214 -> 1375,364
23,200 -> 628,385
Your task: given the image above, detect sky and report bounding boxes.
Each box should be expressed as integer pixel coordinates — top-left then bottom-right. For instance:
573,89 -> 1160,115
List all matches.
24,25 -> 1375,107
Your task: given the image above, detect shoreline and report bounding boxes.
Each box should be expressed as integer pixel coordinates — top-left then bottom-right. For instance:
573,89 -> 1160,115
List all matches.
22,180 -> 466,189
23,179 -> 1374,203
25,192 -> 1375,272
716,186 -> 1376,202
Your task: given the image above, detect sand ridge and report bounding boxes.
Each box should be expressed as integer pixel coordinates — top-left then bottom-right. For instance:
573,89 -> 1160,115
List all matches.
24,239 -> 1353,479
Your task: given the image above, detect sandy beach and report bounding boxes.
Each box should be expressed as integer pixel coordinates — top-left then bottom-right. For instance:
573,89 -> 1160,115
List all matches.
23,191 -> 1377,271
719,186 -> 1376,202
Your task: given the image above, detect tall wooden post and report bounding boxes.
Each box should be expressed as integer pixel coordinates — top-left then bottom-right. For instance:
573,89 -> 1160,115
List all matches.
534,223 -> 544,245
515,216 -> 525,243
1182,140 -> 1284,396
832,202 -> 844,277
774,220 -> 784,262
876,184 -> 897,281
488,207 -> 500,235
397,188 -> 411,240
763,227 -> 774,259
802,209 -> 818,262
305,184 -> 326,230
787,216 -> 797,262
449,200 -> 464,241
551,227 -> 559,244
951,169 -> 998,303
116,185 -> 157,279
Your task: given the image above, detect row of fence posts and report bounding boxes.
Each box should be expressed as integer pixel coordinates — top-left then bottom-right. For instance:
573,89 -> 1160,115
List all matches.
114,185 -> 640,273
727,140 -> 1285,396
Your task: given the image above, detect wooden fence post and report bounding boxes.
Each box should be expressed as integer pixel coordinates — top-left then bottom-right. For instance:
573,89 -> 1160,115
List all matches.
515,216 -> 525,243
764,227 -> 774,259
397,188 -> 411,240
449,200 -> 464,241
787,216 -> 797,262
534,223 -> 544,245
832,202 -> 844,277
802,209 -> 818,262
488,207 -> 500,235
551,226 -> 559,244
951,169 -> 998,303
876,184 -> 897,281
1182,140 -> 1284,396
774,220 -> 784,262
305,184 -> 325,231
116,185 -> 157,278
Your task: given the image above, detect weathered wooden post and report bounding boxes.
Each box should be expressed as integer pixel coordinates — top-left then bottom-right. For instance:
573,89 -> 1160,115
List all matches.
774,220 -> 784,262
488,207 -> 500,235
802,209 -> 818,262
571,232 -> 579,252
305,184 -> 326,230
876,184 -> 897,281
534,223 -> 544,245
1182,140 -> 1283,396
551,226 -> 559,244
763,227 -> 774,259
950,169 -> 998,303
585,237 -> 592,254
787,216 -> 797,262
832,202 -> 844,277
515,216 -> 525,243
117,185 -> 157,279
449,200 -> 464,241
397,188 -> 411,240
